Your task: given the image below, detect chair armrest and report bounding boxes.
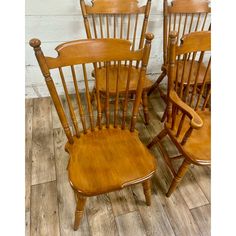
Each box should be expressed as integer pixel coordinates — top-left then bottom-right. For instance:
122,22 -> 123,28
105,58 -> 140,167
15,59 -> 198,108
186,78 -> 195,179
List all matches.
169,90 -> 203,129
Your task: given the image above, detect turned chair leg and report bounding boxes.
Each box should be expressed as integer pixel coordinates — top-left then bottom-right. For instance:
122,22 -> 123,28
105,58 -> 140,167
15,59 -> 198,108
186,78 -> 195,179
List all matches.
147,129 -> 167,149
166,159 -> 191,197
74,192 -> 87,231
142,90 -> 149,125
147,70 -> 166,96
142,179 -> 152,206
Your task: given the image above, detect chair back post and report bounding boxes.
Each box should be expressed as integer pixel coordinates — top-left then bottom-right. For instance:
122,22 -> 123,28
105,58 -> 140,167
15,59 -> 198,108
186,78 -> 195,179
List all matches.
138,0 -> 151,50
167,31 -> 177,123
29,39 -> 74,144
130,33 -> 154,131
80,0 -> 92,38
163,0 -> 168,65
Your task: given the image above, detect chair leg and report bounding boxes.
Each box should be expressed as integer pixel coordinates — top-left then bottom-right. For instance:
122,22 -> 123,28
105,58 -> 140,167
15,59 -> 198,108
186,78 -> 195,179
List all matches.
147,129 -> 167,149
161,106 -> 167,122
142,179 -> 152,206
142,90 -> 149,125
166,159 -> 190,197
74,192 -> 87,231
147,71 -> 166,96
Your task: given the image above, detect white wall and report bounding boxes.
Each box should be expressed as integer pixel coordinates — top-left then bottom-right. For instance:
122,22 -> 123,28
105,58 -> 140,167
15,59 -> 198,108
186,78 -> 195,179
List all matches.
26,0 -> 211,98
25,0 -> 167,98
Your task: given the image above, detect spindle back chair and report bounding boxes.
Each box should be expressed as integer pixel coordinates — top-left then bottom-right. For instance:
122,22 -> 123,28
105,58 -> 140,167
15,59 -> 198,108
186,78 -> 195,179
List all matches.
29,34 -> 157,230
148,31 -> 211,197
148,0 -> 211,100
80,0 -> 153,124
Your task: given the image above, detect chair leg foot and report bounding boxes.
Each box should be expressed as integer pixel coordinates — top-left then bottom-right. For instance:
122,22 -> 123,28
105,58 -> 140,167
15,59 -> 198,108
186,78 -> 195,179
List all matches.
166,159 -> 190,197
142,179 -> 152,206
142,91 -> 149,125
74,192 -> 87,231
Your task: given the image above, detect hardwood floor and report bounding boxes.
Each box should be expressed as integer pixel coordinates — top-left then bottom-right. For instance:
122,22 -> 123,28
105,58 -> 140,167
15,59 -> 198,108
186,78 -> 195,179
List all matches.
25,92 -> 211,236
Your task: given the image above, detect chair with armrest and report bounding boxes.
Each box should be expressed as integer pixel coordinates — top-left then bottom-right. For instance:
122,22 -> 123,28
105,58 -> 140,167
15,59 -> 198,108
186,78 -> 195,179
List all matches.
148,0 -> 211,121
147,31 -> 211,197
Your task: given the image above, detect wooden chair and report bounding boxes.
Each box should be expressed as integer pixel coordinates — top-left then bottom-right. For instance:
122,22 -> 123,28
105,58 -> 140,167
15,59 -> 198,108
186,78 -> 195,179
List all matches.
147,31 -> 211,197
80,0 -> 153,124
29,33 -> 157,230
148,0 -> 211,107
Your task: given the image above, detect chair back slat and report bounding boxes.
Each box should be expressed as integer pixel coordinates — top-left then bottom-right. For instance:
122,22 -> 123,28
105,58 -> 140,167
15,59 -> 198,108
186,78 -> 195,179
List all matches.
105,62 -> 110,128
82,64 -> 95,131
189,51 -> 204,106
183,51 -> 197,102
99,15 -> 104,38
59,67 -> 81,136
71,65 -> 88,134
81,0 -> 151,52
106,15 -> 110,38
195,56 -> 211,110
93,63 -> 103,129
163,0 -> 211,66
121,60 -> 133,129
30,34 -> 154,142
114,61 -> 121,128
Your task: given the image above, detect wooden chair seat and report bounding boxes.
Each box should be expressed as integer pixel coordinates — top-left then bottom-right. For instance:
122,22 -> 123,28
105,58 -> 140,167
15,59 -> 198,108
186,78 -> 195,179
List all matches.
175,60 -> 211,85
93,65 -> 153,94
66,127 -> 157,196
163,60 -> 210,85
165,110 -> 211,165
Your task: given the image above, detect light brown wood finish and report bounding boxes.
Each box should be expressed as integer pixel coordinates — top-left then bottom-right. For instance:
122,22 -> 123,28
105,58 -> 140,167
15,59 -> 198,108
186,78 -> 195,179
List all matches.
26,94 -> 211,235
29,34 -> 156,230
148,0 -> 211,97
148,31 -> 211,197
80,0 -> 153,124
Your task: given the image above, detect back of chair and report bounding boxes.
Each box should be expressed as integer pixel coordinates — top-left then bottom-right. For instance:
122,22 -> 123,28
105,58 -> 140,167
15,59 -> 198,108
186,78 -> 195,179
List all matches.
166,31 -> 211,142
163,0 -> 211,65
80,0 -> 151,52
29,34 -> 154,144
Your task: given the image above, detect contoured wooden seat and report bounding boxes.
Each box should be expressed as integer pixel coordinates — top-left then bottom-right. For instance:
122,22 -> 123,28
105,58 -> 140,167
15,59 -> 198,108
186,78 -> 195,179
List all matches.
67,127 -> 156,196
148,31 -> 211,197
29,33 -> 157,230
80,0 -> 153,124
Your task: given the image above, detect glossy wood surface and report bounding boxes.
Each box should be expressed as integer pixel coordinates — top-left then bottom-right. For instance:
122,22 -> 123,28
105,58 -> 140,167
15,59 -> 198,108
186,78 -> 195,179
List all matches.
66,127 -> 156,196
80,0 -> 153,124
148,30 -> 211,196
26,94 -> 211,235
148,0 -> 211,96
29,34 -> 157,230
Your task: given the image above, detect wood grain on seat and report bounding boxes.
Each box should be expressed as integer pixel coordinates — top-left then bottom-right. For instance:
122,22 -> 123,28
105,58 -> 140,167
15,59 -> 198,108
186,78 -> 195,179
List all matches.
29,33 -> 156,230
66,127 -> 157,196
166,110 -> 210,165
95,65 -> 153,93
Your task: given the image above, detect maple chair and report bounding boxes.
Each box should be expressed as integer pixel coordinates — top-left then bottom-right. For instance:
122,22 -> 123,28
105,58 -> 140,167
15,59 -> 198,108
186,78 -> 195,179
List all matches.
148,0 -> 211,114
29,33 -> 157,230
80,0 -> 153,124
147,31 -> 211,197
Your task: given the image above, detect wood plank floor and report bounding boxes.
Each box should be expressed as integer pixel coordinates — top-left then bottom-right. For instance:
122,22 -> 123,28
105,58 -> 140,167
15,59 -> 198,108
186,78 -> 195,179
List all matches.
25,92 -> 211,236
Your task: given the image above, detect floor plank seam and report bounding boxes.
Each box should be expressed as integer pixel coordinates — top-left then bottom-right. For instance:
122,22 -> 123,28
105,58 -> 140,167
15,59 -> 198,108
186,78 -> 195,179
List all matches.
31,179 -> 57,187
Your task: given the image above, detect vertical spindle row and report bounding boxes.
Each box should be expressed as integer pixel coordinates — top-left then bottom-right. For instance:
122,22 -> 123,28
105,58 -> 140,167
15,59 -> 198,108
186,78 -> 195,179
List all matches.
70,66 -> 87,134
59,67 -> 81,137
